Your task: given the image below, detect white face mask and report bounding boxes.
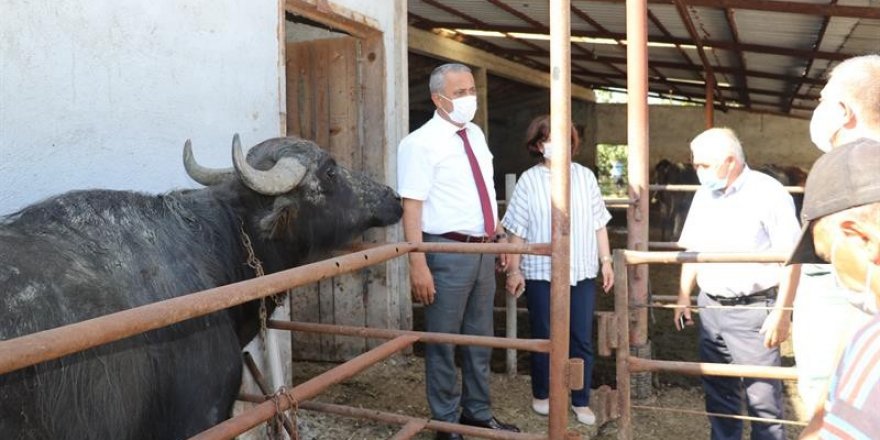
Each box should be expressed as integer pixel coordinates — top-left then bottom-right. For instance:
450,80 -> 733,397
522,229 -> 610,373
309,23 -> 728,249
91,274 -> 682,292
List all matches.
542,142 -> 552,159
439,95 -> 477,124
809,99 -> 846,153
830,238 -> 879,314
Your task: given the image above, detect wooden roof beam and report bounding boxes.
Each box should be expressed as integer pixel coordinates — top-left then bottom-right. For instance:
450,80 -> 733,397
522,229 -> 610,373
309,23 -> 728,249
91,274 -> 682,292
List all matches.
408,26 -> 596,102
508,49 -> 826,86
783,1 -> 836,113
672,0 -> 727,110
723,8 -> 752,108
421,21 -> 857,61
597,0 -> 880,19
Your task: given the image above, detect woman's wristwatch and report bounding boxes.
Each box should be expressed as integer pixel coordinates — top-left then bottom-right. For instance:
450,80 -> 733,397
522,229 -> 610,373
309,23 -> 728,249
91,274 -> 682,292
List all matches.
600,255 -> 612,264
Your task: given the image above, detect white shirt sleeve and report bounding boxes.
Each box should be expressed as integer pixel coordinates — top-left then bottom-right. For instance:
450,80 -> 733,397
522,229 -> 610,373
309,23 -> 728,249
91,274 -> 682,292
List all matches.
396,138 -> 432,201
501,173 -> 530,238
586,170 -> 612,231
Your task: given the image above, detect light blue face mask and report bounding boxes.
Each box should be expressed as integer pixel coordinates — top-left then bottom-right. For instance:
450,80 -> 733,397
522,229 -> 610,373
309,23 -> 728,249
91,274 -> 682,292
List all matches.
697,167 -> 728,191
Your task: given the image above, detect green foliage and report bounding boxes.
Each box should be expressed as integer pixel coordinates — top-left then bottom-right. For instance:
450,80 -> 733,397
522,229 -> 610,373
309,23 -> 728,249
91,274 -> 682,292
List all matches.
597,143 -> 628,197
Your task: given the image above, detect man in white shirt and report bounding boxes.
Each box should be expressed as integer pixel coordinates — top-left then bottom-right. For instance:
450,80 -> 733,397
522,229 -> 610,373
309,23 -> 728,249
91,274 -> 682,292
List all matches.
791,54 -> 880,414
397,63 -> 518,440
674,128 -> 801,440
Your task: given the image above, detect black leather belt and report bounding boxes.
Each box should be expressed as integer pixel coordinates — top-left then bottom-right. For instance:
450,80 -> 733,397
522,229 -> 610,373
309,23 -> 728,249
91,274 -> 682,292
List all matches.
706,287 -> 778,306
440,232 -> 493,243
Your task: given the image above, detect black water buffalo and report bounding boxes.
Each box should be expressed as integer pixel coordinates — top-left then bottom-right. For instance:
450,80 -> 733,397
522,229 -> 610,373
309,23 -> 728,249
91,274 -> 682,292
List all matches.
0,135 -> 402,439
650,159 -> 698,241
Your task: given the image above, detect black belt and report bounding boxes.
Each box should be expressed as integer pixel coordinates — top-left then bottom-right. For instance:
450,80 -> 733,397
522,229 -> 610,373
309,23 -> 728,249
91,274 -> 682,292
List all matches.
706,287 -> 777,306
439,232 -> 493,243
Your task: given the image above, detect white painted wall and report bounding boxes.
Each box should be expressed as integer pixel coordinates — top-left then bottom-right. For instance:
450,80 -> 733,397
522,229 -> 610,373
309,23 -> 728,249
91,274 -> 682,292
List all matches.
0,0 -> 283,215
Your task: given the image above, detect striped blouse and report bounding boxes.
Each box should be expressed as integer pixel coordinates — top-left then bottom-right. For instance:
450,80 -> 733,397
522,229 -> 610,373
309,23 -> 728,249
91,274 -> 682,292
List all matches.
819,315 -> 880,439
501,163 -> 611,286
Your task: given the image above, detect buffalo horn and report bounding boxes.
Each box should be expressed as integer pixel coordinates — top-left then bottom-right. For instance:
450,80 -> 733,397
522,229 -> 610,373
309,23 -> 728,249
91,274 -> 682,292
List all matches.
231,134 -> 306,195
183,139 -> 235,186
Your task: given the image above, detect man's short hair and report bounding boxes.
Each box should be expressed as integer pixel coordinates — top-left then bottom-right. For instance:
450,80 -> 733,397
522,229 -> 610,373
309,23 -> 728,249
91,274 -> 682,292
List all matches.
787,138 -> 880,264
689,127 -> 746,163
428,63 -> 472,94
828,55 -> 880,129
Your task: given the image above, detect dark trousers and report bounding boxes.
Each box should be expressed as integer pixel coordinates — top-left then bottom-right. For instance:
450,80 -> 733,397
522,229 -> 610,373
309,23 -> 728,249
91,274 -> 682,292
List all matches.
698,291 -> 785,440
525,278 -> 596,407
423,234 -> 496,423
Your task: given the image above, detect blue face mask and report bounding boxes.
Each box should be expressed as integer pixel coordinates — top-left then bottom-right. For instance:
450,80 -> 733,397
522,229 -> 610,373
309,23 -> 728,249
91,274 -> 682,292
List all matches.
697,168 -> 727,191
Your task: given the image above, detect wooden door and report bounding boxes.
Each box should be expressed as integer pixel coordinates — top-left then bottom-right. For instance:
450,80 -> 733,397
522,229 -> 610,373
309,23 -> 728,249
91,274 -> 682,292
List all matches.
285,36 -> 385,361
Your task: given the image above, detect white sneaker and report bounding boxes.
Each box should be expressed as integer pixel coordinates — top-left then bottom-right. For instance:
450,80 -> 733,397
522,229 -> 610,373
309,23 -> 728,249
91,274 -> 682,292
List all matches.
531,398 -> 549,415
571,406 -> 596,425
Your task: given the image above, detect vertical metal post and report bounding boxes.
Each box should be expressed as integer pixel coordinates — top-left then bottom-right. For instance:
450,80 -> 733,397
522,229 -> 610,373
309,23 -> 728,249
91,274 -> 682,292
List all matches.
505,173 -> 518,377
614,251 -> 632,440
625,0 -> 650,349
549,0 -> 573,437
705,75 -> 715,128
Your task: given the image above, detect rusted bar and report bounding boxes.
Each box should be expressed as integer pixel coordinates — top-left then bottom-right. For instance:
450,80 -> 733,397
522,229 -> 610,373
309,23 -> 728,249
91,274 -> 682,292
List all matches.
622,250 -> 788,265
0,240 -> 549,376
505,173 -> 518,377
548,0 -> 573,437
647,241 -> 684,250
268,320 -> 551,353
299,401 -> 547,440
389,420 -> 429,440
648,184 -> 804,194
568,358 -> 585,391
626,0 -> 651,352
635,302 -> 793,311
705,75 -> 715,128
614,251 -> 633,440
627,356 -> 799,380
632,405 -> 807,427
242,352 -> 296,439
0,242 -> 417,376
414,241 -> 551,255
190,335 -> 418,440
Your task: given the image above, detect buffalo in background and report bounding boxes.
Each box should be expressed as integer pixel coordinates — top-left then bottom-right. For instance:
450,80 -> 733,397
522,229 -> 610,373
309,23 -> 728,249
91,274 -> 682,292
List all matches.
0,135 -> 402,439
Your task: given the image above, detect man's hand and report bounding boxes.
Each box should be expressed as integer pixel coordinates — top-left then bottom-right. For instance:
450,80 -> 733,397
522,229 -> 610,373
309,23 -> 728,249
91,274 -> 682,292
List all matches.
674,295 -> 693,331
760,309 -> 791,348
410,263 -> 436,305
496,253 -> 509,273
505,272 -> 525,298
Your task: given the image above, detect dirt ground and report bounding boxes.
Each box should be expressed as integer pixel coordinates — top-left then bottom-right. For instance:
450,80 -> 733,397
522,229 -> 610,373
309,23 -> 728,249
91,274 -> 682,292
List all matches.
264,227 -> 809,439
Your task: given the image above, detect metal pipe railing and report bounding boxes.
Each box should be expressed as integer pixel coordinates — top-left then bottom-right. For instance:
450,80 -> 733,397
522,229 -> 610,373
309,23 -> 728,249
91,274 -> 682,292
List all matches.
268,320 -> 551,353
191,335 -> 418,440
649,184 -> 804,194
624,250 -> 788,265
628,357 -> 798,380
0,241 -> 548,376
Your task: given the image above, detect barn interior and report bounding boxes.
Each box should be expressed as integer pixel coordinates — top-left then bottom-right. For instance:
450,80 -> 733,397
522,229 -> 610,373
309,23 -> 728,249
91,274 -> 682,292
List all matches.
3,1 -> 880,439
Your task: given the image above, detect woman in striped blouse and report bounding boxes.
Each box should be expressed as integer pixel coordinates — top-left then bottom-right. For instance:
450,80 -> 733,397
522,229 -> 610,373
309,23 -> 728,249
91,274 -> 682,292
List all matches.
501,115 -> 614,425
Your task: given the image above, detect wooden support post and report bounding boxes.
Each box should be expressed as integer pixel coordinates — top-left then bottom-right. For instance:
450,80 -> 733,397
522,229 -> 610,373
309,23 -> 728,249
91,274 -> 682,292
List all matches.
614,251 -> 633,440
473,66 -> 489,139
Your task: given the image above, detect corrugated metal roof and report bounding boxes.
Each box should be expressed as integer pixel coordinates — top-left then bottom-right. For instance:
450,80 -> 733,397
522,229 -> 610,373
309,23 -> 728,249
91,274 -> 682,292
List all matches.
408,0 -> 880,117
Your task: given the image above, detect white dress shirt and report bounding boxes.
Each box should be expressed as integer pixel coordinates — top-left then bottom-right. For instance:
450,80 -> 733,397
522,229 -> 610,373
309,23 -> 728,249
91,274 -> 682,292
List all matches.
678,166 -> 801,297
397,112 -> 498,236
502,163 -> 611,285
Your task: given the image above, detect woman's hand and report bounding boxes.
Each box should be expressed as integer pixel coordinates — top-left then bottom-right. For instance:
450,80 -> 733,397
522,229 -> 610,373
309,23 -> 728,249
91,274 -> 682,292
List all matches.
600,261 -> 614,293
505,271 -> 525,298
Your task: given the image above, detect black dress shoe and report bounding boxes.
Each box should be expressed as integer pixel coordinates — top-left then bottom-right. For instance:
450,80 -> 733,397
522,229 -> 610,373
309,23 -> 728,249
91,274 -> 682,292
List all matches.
434,432 -> 464,440
458,415 -> 521,432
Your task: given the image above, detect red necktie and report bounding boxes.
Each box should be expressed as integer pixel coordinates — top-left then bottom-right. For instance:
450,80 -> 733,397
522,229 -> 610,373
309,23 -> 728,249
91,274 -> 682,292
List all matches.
457,129 -> 495,237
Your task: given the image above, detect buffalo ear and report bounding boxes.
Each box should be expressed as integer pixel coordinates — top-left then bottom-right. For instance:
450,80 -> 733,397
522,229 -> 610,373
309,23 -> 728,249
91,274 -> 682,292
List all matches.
258,202 -> 296,240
